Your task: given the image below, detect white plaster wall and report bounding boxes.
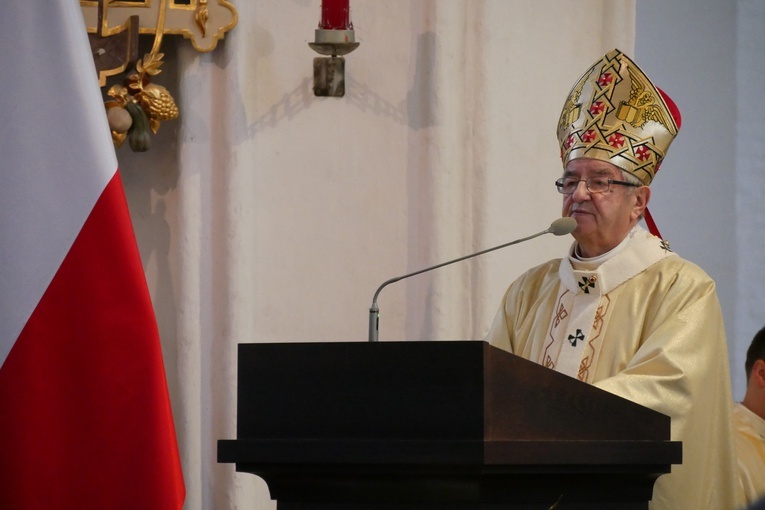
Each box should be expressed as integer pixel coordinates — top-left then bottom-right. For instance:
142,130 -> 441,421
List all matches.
122,1 -> 635,350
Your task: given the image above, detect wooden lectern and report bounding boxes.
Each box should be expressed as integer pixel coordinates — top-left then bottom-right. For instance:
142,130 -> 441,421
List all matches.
218,341 -> 681,509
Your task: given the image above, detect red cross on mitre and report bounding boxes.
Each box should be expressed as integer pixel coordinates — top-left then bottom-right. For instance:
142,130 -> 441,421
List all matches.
635,145 -> 653,161
607,133 -> 625,148
598,73 -> 614,87
565,135 -> 576,149
582,129 -> 597,143
589,101 -> 606,115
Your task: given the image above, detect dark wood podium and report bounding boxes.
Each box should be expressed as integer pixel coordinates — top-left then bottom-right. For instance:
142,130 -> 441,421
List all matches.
218,341 -> 681,509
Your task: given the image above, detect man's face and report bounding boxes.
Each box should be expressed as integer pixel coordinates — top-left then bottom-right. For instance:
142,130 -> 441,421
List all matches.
561,158 -> 649,257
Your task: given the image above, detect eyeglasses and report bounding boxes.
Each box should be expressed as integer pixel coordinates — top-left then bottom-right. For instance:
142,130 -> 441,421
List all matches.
555,176 -> 641,195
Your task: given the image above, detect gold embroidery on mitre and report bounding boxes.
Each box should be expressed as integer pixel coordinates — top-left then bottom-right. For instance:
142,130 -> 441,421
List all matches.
558,73 -> 588,132
557,49 -> 679,185
616,66 -> 677,135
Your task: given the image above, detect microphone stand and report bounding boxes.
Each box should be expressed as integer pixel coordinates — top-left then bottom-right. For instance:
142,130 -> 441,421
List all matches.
368,220 -> 574,342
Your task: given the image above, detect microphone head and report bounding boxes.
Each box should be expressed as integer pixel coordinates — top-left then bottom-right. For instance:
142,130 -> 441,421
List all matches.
549,217 -> 577,236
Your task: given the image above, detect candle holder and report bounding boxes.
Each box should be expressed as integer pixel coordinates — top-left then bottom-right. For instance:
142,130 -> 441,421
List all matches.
309,28 -> 360,57
309,28 -> 359,97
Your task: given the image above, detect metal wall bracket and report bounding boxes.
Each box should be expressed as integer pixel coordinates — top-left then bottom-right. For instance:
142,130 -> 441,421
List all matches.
313,57 -> 346,97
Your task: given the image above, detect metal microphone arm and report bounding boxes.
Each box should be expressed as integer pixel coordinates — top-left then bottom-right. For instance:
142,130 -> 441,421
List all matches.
367,221 -> 571,343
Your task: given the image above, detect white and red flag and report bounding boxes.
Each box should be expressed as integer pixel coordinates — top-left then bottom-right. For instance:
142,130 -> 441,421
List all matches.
0,1 -> 185,508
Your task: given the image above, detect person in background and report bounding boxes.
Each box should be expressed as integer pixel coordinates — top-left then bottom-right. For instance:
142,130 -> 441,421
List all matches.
486,48 -> 742,510
735,325 -> 765,506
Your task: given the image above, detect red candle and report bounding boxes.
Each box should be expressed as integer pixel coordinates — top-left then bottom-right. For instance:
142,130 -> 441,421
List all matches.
320,0 -> 351,30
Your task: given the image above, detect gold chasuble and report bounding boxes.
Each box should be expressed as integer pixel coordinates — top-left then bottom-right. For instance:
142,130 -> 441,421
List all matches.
486,226 -> 742,510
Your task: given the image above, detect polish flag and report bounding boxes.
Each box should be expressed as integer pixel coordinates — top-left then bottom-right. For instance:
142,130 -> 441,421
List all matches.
0,2 -> 185,508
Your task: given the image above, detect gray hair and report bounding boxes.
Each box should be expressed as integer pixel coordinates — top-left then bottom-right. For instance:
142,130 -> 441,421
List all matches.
619,169 -> 643,188
619,169 -> 647,220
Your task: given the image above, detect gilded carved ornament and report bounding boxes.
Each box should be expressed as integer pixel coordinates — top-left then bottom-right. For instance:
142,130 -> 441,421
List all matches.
81,0 -> 237,151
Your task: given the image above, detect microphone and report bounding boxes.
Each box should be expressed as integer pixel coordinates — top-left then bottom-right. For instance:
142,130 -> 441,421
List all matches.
367,217 -> 577,342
